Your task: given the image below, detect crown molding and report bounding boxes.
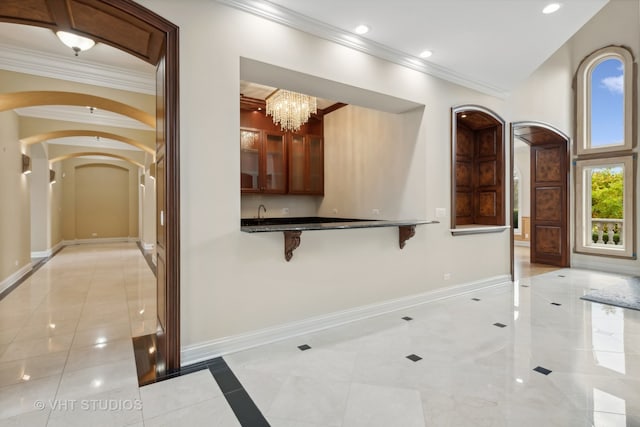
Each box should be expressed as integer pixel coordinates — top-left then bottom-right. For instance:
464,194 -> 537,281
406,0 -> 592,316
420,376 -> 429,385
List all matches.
0,43 -> 155,95
217,0 -> 510,98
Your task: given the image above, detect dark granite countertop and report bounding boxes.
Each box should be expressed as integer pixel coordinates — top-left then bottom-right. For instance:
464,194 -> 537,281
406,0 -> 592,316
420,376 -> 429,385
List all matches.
241,218 -> 438,233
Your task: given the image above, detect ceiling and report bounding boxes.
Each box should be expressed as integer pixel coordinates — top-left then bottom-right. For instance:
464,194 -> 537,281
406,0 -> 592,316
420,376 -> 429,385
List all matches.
0,0 -> 610,146
221,0 -> 609,97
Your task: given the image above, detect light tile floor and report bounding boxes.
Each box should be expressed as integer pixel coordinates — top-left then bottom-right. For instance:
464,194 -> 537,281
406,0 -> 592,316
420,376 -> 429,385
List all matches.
2,243 -> 639,426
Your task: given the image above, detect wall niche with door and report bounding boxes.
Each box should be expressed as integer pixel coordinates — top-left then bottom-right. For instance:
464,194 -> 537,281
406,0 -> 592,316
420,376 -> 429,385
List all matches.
451,105 -> 505,234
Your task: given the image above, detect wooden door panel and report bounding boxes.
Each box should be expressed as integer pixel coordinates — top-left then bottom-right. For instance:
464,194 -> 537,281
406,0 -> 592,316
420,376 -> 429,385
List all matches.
478,160 -> 496,186
478,192 -> 497,217
456,127 -> 474,157
456,162 -> 472,187
456,192 -> 473,224
535,226 -> 562,255
530,143 -> 568,267
535,149 -> 562,181
534,187 -> 562,221
478,129 -> 497,156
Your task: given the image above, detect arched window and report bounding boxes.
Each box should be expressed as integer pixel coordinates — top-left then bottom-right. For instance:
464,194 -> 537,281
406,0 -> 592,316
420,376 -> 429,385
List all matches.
576,46 -> 633,155
575,46 -> 635,258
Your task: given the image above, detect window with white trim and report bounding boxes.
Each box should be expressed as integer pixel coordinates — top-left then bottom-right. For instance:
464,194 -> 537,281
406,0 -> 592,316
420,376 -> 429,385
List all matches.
575,46 -> 636,259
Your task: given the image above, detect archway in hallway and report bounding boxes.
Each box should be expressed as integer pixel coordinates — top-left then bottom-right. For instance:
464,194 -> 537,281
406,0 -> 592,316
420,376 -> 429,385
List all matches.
0,0 -> 181,371
510,122 -> 570,280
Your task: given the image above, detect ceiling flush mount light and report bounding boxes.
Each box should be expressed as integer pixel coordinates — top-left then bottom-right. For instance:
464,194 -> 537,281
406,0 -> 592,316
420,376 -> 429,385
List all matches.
266,89 -> 317,132
56,30 -> 95,56
542,3 -> 561,14
354,24 -> 370,35
419,50 -> 433,59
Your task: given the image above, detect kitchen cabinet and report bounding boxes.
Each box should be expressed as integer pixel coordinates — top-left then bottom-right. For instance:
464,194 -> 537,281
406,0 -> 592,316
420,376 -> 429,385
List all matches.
240,127 -> 286,194
288,134 -> 324,195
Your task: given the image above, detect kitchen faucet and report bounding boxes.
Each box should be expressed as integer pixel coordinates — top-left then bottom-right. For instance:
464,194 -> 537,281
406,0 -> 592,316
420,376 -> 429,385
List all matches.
257,204 -> 267,219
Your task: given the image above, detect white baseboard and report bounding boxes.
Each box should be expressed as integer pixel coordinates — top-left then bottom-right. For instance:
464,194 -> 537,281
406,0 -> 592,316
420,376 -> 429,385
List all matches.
31,241 -> 64,259
572,258 -> 640,276
142,242 -> 155,251
63,237 -> 137,246
181,274 -> 511,366
514,240 -> 530,247
0,262 -> 33,294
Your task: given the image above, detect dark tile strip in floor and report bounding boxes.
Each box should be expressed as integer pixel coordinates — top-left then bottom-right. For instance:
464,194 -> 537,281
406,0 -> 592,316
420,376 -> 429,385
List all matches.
136,241 -> 157,277
132,340 -> 270,427
209,358 -> 271,427
0,246 -> 64,301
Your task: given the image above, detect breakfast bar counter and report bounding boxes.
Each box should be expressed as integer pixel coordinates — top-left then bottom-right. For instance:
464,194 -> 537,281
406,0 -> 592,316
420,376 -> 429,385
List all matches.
241,217 -> 439,261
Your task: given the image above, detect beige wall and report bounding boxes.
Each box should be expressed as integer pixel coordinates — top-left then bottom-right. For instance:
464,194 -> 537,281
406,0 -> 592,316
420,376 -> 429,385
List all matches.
75,164 -> 129,238
61,158 -> 139,240
145,0 -> 510,352
50,161 -> 62,247
320,105 -> 422,220
0,110 -> 31,290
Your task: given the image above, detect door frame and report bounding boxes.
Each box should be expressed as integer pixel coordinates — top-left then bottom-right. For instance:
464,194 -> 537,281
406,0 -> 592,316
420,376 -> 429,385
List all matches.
510,121 -> 570,280
0,0 -> 181,369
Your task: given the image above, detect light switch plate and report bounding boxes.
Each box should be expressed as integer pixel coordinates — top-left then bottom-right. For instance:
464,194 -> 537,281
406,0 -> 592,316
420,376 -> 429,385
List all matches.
435,208 -> 446,218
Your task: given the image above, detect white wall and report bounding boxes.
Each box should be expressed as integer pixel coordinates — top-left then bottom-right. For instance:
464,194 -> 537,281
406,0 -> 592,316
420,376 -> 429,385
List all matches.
144,0 -> 511,354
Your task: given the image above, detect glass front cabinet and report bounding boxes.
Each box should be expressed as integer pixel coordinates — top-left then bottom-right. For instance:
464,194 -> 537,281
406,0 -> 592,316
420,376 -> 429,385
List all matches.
288,134 -> 324,195
240,127 -> 286,194
241,128 -> 323,195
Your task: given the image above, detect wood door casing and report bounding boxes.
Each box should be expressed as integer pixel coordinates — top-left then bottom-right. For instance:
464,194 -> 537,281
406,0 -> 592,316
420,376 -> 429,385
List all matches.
530,143 -> 569,267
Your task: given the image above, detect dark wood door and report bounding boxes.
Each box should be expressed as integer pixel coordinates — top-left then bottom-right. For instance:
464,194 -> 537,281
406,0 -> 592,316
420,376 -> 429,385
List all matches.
530,143 -> 569,267
475,127 -> 502,225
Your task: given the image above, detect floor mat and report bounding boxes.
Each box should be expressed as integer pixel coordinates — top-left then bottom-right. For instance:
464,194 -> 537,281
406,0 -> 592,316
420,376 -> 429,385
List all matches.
581,280 -> 640,311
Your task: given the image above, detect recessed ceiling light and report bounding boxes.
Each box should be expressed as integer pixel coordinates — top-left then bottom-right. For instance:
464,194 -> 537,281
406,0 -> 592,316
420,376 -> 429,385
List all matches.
542,3 -> 561,14
354,24 -> 370,35
419,50 -> 433,59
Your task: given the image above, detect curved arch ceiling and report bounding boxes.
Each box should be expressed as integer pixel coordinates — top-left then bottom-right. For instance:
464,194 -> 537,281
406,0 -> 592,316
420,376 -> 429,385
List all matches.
49,151 -> 143,169
21,129 -> 154,155
0,91 -> 155,128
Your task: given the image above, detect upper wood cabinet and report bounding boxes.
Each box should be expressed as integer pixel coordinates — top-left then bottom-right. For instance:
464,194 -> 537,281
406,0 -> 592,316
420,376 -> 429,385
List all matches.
289,134 -> 324,195
240,127 -> 287,194
240,98 -> 325,195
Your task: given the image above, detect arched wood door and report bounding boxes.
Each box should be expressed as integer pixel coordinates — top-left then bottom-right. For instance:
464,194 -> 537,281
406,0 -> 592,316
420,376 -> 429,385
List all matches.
0,0 -> 181,371
512,123 -> 569,270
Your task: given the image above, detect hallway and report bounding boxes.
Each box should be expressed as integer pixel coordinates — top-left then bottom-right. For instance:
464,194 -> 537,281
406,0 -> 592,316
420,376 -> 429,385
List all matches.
1,244 -> 639,426
0,243 -> 158,425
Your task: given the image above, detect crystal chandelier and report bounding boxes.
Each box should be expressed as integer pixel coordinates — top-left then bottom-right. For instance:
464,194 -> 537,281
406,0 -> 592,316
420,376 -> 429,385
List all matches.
266,89 -> 317,132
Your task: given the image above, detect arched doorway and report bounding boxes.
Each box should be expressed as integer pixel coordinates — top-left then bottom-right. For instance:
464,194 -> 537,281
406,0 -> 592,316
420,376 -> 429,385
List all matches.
510,122 -> 570,279
0,0 -> 181,371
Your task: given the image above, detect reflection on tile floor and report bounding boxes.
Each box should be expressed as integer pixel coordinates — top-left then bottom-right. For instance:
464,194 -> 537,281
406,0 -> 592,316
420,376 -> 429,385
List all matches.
1,243 -> 640,426
226,268 -> 640,427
